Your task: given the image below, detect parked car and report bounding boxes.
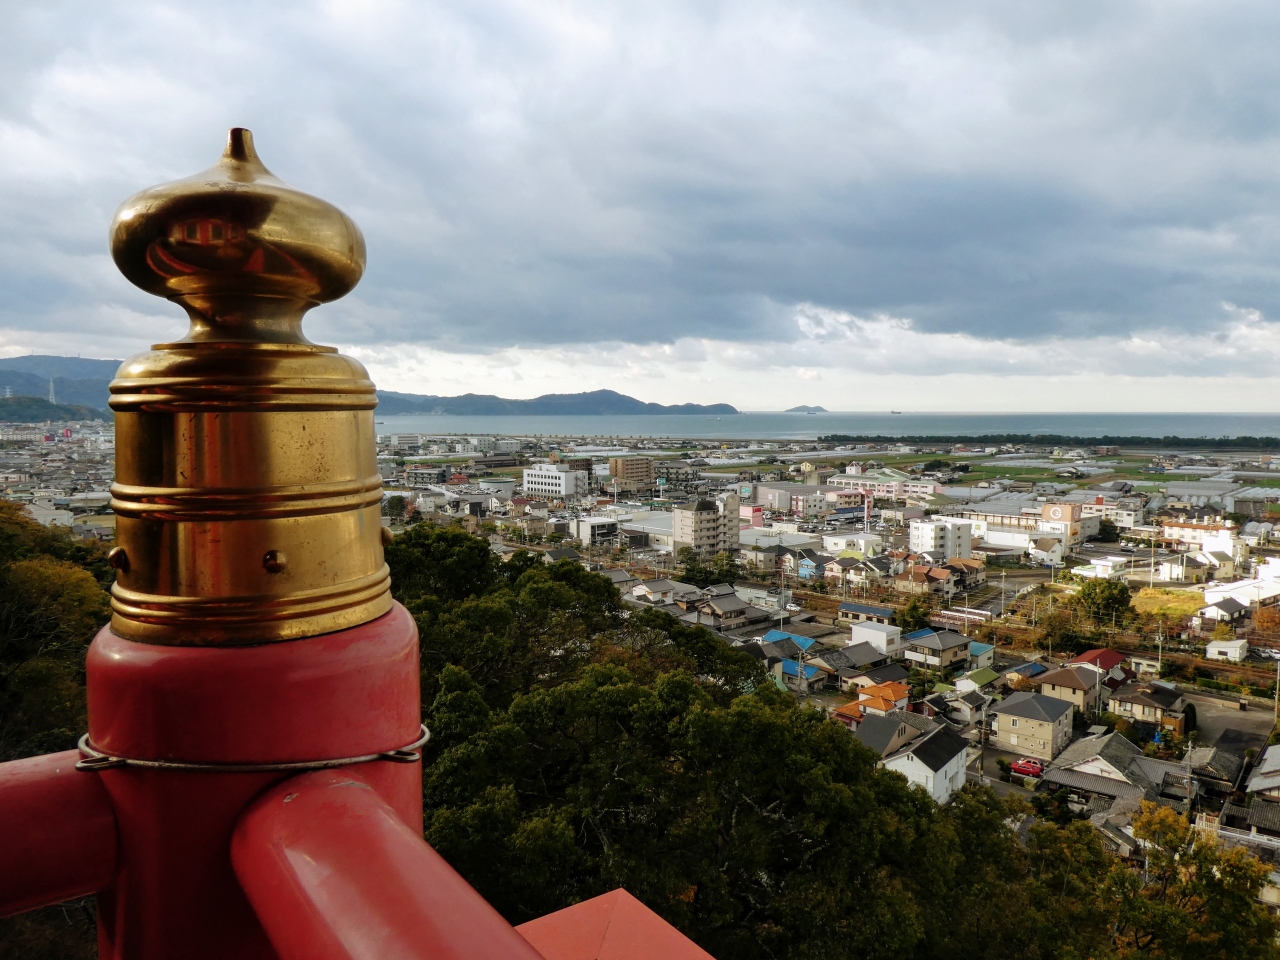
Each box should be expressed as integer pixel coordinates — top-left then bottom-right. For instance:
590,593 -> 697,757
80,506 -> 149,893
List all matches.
1010,758 -> 1044,778
785,603 -> 802,613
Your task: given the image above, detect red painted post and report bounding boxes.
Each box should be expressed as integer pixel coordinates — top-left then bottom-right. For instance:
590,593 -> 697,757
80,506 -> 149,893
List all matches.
0,751 -> 117,917
232,769 -> 546,960
86,604 -> 423,959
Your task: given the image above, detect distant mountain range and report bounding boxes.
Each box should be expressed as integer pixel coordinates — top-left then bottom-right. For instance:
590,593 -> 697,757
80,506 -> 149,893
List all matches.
377,388 -> 738,416
0,396 -> 108,422
0,356 -> 739,416
0,356 -> 120,409
785,405 -> 827,414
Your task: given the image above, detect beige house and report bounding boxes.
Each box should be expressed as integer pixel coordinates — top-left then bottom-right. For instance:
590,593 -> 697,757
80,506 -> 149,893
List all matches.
1037,666 -> 1102,717
988,691 -> 1074,760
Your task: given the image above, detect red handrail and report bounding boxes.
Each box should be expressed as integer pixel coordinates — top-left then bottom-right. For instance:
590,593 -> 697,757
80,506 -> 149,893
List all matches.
232,768 -> 546,960
0,750 -> 117,917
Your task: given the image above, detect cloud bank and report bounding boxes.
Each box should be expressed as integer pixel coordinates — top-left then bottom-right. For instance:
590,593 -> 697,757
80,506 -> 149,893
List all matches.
3,1 -> 1280,408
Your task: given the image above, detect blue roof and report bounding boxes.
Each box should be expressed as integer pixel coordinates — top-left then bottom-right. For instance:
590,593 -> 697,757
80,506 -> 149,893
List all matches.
839,601 -> 895,616
1008,662 -> 1048,678
904,628 -> 937,641
763,628 -> 816,651
969,641 -> 995,656
781,660 -> 824,680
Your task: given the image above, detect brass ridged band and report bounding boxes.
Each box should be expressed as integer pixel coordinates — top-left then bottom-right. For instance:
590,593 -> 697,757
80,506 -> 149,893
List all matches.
110,377 -> 377,413
112,564 -> 391,623
110,566 -> 393,646
110,477 -> 384,521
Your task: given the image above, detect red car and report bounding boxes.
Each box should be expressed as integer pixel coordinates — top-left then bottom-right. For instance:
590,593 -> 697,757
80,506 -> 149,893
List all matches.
1009,758 -> 1044,778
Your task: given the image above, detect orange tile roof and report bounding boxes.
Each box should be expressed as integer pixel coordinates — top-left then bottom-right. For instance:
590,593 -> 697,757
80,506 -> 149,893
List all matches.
860,681 -> 909,702
859,696 -> 896,714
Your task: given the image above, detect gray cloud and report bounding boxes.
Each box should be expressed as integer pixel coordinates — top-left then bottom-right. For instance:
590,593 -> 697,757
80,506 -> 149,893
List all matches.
2,0 -> 1280,360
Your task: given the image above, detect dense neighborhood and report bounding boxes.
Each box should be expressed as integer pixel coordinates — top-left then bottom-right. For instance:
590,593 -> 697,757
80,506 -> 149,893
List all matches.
14,417 -> 1280,915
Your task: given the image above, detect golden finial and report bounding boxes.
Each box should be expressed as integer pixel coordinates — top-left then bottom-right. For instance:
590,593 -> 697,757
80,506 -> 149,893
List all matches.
106,130 -> 390,646
110,128 -> 366,344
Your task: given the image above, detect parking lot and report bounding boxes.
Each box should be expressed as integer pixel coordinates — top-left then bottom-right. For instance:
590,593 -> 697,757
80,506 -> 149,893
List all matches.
1184,692 -> 1273,750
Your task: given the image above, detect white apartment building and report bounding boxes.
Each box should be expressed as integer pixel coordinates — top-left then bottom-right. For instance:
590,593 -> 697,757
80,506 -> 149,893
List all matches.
522,463 -> 589,499
672,494 -> 740,560
908,519 -> 972,559
828,467 -> 943,499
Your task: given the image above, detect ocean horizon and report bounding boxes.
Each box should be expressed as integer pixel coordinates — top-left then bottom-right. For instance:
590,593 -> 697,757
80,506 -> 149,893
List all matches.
372,411 -> 1280,442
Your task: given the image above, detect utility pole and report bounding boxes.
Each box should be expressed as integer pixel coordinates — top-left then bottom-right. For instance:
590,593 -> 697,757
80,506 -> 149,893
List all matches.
1274,658 -> 1278,723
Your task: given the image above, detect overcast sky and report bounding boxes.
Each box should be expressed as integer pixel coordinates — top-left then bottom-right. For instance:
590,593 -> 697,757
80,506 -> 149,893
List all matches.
4,1 -> 1280,410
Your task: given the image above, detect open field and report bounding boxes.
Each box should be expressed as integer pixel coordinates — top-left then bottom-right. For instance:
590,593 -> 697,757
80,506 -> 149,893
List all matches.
1132,587 -> 1204,617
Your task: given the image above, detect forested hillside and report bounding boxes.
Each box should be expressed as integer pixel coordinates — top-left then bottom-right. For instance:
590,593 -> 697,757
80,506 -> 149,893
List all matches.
1,521 -> 1277,959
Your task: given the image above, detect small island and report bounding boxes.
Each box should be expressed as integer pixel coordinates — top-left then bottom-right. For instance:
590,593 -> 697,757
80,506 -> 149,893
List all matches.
785,405 -> 827,414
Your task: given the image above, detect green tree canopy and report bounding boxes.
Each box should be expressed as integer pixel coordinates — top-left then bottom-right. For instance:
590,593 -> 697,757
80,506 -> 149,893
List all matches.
1076,577 -> 1133,624
893,597 -> 932,632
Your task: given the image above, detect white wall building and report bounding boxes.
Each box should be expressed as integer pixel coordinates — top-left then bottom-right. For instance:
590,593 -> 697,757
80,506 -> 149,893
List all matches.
908,519 -> 972,559
881,726 -> 969,804
850,621 -> 903,658
522,462 -> 589,499
1206,638 -> 1249,663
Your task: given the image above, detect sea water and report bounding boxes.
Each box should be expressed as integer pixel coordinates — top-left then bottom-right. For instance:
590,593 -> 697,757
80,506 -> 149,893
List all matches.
371,411 -> 1280,442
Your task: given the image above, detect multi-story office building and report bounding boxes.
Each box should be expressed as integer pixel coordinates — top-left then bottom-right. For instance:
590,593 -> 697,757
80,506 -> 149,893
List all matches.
522,462 -> 588,499
606,457 -> 656,494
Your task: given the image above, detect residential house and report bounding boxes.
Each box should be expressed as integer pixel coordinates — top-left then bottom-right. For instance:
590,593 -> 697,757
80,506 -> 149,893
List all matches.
893,564 -> 956,598
988,691 -> 1074,760
632,579 -> 700,604
845,555 -> 899,585
860,681 -> 911,711
968,641 -> 995,671
844,662 -> 912,693
796,552 -> 832,582
822,556 -> 863,584
1041,731 -> 1196,814
851,713 -> 923,756
1004,661 -> 1048,688
882,725 -> 970,804
1247,745 -> 1280,803
1195,598 -> 1248,631
1108,681 -> 1189,734
778,659 -> 827,694
849,621 -> 904,658
601,568 -> 641,594
946,690 -> 991,725
811,643 -> 890,692
1037,666 -> 1103,717
956,667 -> 1001,695
944,557 -> 987,589
1068,648 -> 1126,673
1158,554 -> 1208,584
1029,537 -> 1065,566
543,546 -> 582,565
903,628 -> 971,672
1128,655 -> 1161,678
837,601 -> 896,625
